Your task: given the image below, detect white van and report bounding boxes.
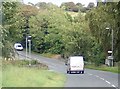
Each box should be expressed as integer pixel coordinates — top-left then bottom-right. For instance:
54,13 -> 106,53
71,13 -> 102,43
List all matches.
66,56 -> 84,74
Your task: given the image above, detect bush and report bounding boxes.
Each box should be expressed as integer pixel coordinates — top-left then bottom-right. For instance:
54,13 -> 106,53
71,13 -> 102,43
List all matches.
2,59 -> 48,69
31,60 -> 38,65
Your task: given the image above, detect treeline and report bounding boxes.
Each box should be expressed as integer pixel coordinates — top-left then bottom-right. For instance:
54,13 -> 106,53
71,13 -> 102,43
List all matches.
29,2 -> 95,13
60,2 -> 94,12
1,1 -> 120,66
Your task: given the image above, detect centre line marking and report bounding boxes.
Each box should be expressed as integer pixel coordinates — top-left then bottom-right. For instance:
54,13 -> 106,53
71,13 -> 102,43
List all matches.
95,75 -> 99,78
112,85 -> 116,88
88,73 -> 93,75
105,80 -> 111,84
100,77 -> 104,80
87,73 -> 117,88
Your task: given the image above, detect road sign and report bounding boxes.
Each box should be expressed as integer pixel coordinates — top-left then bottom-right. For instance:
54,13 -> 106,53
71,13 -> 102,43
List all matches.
108,51 -> 112,54
107,56 -> 113,60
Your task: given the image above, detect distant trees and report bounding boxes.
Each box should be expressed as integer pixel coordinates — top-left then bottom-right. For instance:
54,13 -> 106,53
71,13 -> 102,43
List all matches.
60,2 -> 79,12
86,2 -> 95,10
60,2 -> 95,13
35,2 -> 48,9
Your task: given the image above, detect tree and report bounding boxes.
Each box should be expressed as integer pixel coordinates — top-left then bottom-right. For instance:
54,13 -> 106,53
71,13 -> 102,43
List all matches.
29,4 -> 71,54
2,2 -> 20,59
19,3 -> 39,47
116,1 -> 120,62
60,2 -> 78,12
35,2 -> 47,9
76,3 -> 86,12
87,2 -> 95,10
86,2 -> 119,63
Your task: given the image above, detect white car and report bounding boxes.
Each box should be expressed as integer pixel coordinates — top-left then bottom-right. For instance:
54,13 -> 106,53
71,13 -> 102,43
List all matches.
14,43 -> 23,51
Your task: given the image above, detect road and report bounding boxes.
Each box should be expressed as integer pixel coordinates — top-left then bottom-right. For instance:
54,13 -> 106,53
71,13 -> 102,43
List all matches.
17,51 -> 119,88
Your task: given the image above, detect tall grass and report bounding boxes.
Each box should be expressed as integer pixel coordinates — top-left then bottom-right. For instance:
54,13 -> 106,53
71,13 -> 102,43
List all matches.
2,60 -> 66,87
0,59 -> 2,88
41,53 -> 56,58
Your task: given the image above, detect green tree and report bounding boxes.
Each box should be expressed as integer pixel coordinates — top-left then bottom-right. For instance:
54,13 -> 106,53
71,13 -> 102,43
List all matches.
2,2 -> 21,59
86,2 -> 119,63
116,1 -> 120,62
29,4 -> 71,54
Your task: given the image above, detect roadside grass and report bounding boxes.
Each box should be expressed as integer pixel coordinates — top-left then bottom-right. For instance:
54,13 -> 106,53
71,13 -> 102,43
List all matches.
31,51 -> 57,59
40,53 -> 56,58
0,59 -> 2,88
2,60 -> 66,87
85,64 -> 119,73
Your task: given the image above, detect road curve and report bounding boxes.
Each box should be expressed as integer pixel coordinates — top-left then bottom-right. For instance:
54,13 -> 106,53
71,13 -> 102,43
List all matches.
17,51 -> 119,88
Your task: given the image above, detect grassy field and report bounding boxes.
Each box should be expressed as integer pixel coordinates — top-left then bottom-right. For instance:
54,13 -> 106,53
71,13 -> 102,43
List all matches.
2,60 -> 66,87
85,64 -> 119,73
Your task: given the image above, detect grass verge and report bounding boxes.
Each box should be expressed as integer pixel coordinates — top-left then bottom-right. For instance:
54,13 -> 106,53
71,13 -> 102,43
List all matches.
85,64 -> 119,73
2,60 -> 66,87
31,51 -> 62,60
40,53 -> 58,58
0,59 -> 2,88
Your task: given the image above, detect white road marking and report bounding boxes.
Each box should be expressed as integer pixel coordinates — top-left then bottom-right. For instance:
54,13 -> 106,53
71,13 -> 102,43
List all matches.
95,75 -> 99,78
88,73 -> 117,88
112,85 -> 116,87
105,80 -> 111,84
88,73 -> 93,75
100,77 -> 105,80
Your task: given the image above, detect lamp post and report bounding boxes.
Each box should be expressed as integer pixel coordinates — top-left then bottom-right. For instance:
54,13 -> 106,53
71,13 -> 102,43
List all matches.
106,27 -> 114,67
28,35 -> 32,66
26,36 -> 28,60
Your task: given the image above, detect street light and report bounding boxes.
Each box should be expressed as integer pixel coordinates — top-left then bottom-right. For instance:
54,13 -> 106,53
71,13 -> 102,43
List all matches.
26,36 -> 28,60
28,35 -> 32,66
106,27 -> 114,67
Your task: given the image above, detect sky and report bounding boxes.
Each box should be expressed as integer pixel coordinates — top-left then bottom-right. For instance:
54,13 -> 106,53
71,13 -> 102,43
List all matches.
23,0 -> 97,7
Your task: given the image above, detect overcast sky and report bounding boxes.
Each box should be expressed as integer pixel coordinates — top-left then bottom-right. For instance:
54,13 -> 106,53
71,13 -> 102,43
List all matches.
23,0 -> 97,7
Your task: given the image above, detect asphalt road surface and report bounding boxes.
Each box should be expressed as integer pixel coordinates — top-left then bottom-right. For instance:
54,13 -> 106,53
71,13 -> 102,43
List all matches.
17,51 -> 119,88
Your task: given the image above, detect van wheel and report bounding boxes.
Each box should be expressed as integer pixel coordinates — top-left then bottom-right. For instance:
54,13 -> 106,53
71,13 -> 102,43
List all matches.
67,71 -> 69,74
79,71 -> 81,74
82,71 -> 84,74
